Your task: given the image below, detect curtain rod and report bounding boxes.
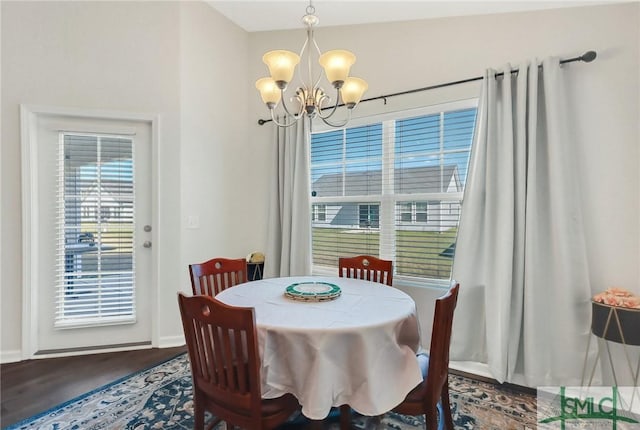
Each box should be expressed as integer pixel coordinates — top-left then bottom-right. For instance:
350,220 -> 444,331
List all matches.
257,50 -> 597,125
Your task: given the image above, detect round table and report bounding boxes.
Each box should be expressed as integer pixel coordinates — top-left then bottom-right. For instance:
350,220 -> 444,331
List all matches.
215,276 -> 423,420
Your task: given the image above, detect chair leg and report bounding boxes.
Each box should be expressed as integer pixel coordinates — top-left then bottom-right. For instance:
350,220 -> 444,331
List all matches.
339,405 -> 351,430
441,383 -> 454,430
425,405 -> 439,430
370,414 -> 383,429
205,417 -> 221,430
193,394 -> 205,429
309,420 -> 323,430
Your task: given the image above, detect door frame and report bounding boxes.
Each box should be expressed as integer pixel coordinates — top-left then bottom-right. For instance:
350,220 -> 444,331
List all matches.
20,104 -> 160,359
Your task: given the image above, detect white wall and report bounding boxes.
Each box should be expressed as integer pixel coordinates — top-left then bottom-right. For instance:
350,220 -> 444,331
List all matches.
173,0 -> 253,347
247,3 -> 640,382
179,1 -> 252,270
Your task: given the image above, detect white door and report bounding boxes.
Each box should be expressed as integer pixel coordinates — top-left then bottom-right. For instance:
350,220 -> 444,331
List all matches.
26,110 -> 153,355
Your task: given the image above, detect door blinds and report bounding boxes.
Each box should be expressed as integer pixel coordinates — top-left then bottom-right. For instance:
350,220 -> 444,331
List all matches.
56,133 -> 136,327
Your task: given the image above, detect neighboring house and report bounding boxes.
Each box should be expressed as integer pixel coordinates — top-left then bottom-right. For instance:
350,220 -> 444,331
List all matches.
63,178 -> 132,245
65,178 -> 134,273
311,165 -> 462,232
80,182 -> 129,223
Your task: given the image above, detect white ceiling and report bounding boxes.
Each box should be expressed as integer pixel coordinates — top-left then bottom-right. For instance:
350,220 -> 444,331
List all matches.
207,0 -> 619,32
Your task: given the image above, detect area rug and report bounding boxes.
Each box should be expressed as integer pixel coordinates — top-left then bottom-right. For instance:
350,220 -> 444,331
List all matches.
5,353 -> 537,429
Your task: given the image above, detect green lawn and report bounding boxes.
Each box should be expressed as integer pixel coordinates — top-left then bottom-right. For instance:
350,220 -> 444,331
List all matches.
312,227 -> 458,279
78,222 -> 134,252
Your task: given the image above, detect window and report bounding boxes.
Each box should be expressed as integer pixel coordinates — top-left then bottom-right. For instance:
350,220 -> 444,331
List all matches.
359,204 -> 379,228
310,100 -> 477,285
312,204 -> 327,222
399,202 -> 412,222
415,202 -> 429,223
398,201 -> 430,223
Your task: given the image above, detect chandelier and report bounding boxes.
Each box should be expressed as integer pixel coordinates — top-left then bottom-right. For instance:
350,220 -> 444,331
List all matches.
255,2 -> 368,128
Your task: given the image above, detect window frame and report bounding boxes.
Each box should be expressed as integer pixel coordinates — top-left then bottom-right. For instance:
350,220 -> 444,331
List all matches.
310,98 -> 478,288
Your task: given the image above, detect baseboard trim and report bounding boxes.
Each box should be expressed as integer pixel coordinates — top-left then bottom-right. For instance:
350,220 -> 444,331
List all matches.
449,360 -> 536,396
36,341 -> 152,357
3,339 -> 185,363
30,343 -> 152,360
450,360 -> 493,379
1,349 -> 23,364
158,335 -> 185,349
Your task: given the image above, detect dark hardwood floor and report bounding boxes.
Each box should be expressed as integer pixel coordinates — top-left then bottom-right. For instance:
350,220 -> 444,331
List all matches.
0,346 -> 186,428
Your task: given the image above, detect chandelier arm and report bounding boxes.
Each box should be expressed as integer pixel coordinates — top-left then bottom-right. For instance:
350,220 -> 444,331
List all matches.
298,31 -> 310,57
296,34 -> 310,86
310,30 -> 325,88
279,89 -> 305,118
306,28 -> 314,89
316,88 -> 342,120
270,109 -> 301,128
319,108 -> 352,128
310,29 -> 322,56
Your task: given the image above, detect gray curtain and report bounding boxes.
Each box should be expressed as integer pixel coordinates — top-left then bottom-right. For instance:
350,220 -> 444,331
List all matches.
451,58 -> 593,386
265,118 -> 312,278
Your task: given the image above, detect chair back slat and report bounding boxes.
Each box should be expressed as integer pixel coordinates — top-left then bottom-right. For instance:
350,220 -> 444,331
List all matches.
233,330 -> 248,392
338,255 -> 393,286
189,257 -> 248,296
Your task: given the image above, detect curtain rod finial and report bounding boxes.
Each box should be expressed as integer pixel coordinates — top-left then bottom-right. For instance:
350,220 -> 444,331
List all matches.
582,51 -> 597,63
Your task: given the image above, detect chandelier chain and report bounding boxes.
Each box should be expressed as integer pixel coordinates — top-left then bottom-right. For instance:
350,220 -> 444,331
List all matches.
306,3 -> 315,15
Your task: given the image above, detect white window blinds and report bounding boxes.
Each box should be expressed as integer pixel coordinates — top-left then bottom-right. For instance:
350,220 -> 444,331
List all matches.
56,133 -> 136,327
310,100 -> 477,285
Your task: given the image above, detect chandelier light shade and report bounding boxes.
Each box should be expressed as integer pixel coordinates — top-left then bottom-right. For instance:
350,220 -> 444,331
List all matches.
318,50 -> 355,86
340,77 -> 369,108
255,2 -> 368,127
262,50 -> 300,87
255,78 -> 282,107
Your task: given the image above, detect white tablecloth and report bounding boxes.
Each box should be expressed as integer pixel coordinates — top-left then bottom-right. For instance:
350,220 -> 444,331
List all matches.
215,276 -> 423,420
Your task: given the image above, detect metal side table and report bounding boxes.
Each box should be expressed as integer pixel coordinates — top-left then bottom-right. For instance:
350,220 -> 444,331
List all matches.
581,301 -> 640,406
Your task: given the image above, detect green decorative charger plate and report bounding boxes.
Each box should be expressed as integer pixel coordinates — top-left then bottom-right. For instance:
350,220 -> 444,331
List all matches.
284,281 -> 341,302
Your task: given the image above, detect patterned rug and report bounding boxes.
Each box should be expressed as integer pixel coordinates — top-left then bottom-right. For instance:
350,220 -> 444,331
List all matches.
5,353 -> 537,430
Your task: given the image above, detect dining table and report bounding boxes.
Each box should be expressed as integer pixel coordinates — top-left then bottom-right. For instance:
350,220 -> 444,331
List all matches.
214,275 -> 424,424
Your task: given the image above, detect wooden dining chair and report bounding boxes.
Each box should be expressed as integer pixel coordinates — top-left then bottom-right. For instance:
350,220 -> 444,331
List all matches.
188,257 -> 248,296
391,280 -> 460,430
338,255 -> 393,286
178,293 -> 300,430
337,254 -> 393,426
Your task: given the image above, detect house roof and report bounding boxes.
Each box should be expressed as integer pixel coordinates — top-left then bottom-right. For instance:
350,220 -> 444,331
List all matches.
74,179 -> 133,202
312,165 -> 459,197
